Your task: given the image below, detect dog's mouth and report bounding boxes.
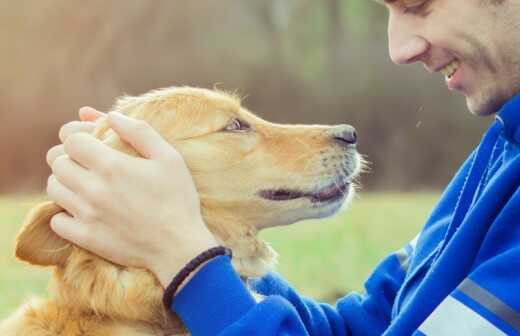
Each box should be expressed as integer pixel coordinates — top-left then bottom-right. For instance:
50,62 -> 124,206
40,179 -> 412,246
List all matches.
258,180 -> 350,204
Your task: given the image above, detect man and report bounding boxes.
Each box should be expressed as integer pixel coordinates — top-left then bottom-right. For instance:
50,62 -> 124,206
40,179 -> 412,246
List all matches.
45,0 -> 520,334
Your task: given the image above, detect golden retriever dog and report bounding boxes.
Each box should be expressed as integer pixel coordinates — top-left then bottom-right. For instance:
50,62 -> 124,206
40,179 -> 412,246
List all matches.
0,87 -> 362,335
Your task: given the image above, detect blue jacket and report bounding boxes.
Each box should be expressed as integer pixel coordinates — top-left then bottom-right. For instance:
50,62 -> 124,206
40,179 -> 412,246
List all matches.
171,93 -> 520,335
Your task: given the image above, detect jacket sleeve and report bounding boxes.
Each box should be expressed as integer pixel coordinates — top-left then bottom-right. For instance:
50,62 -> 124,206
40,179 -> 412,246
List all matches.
414,187 -> 520,336
414,247 -> 520,336
171,241 -> 414,336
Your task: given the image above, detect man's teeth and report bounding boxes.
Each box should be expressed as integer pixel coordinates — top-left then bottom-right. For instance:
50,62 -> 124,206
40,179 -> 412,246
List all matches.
440,60 -> 460,79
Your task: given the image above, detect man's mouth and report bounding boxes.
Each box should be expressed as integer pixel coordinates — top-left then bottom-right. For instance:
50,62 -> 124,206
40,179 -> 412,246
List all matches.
439,59 -> 460,81
258,180 -> 350,204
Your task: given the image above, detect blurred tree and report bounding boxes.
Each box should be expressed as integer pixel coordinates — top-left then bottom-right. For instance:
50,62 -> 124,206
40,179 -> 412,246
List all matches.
0,0 -> 489,193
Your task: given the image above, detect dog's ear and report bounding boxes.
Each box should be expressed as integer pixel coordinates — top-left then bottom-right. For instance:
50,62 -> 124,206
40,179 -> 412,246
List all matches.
15,201 -> 72,267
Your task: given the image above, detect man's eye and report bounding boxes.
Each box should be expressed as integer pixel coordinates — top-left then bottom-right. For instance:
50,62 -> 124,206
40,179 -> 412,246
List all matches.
403,0 -> 428,14
223,119 -> 251,132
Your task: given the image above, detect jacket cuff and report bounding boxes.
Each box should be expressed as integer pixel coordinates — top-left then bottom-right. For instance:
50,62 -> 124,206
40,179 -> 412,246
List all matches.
171,255 -> 257,335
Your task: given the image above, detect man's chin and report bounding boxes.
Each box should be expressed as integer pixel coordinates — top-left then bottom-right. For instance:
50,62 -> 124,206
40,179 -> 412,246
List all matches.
466,93 -> 507,116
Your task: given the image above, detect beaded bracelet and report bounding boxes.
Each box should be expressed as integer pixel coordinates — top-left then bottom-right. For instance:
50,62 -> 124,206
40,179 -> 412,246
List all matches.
162,246 -> 232,308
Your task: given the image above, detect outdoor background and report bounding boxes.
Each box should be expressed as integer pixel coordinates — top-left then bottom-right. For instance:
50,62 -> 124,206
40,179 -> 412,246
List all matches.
0,0 -> 492,319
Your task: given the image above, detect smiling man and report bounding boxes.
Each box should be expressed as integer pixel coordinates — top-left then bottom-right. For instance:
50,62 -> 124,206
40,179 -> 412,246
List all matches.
45,0 -> 520,335
383,0 -> 520,117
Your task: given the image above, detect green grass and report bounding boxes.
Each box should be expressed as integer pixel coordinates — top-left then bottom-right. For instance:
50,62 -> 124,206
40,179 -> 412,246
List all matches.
0,195 -> 51,319
0,193 -> 438,319
260,192 -> 438,302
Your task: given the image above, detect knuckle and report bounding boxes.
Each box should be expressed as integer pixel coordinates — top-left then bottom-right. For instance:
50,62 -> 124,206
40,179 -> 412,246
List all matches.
98,151 -> 128,177
65,132 -> 87,148
132,120 -> 150,133
83,121 -> 97,133
64,133 -> 89,158
80,207 -> 99,224
63,134 -> 78,153
97,157 -> 120,178
84,183 -> 105,201
51,155 -> 69,174
85,186 -> 111,210
90,193 -> 107,208
46,145 -> 63,166
59,121 -> 80,142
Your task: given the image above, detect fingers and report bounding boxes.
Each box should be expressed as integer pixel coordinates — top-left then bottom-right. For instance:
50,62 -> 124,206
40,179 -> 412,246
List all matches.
59,120 -> 97,143
79,106 -> 106,122
51,155 -> 97,194
46,144 -> 65,167
107,112 -> 173,160
52,117 -> 98,167
47,175 -> 90,218
63,133 -> 126,171
50,212 -> 90,248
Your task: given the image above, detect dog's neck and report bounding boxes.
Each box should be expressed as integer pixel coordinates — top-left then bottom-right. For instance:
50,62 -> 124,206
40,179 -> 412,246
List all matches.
49,222 -> 273,334
47,204 -> 276,334
204,216 -> 277,278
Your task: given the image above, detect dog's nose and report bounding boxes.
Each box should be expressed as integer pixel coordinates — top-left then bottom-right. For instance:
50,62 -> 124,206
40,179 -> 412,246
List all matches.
332,125 -> 357,147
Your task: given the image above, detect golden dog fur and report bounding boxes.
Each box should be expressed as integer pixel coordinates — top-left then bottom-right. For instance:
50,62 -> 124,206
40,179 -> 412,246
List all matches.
0,87 -> 360,335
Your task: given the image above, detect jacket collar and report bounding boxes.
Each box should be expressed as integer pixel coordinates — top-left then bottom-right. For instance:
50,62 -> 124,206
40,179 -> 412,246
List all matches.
496,92 -> 520,143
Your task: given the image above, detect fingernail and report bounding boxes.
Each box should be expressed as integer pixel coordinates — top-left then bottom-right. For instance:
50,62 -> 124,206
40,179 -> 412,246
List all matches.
79,106 -> 104,121
79,106 -> 99,115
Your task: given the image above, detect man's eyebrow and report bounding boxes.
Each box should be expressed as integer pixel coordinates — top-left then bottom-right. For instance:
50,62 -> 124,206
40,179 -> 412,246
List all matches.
375,0 -> 427,4
373,0 -> 397,5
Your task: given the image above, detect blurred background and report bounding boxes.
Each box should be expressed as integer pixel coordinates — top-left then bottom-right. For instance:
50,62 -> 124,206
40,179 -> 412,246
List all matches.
0,0 -> 494,318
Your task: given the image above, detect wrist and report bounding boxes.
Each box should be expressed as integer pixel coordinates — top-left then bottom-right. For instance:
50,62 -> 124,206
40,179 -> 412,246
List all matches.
162,247 -> 233,309
152,229 -> 219,288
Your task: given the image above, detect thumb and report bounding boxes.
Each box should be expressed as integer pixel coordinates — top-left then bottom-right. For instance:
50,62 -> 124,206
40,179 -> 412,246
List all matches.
107,112 -> 173,159
79,106 -> 106,122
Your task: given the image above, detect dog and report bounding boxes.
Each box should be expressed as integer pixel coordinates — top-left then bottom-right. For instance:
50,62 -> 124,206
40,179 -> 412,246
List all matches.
0,87 -> 362,335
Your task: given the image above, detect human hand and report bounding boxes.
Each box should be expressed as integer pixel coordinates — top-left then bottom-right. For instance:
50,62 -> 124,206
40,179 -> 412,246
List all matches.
46,107 -> 218,287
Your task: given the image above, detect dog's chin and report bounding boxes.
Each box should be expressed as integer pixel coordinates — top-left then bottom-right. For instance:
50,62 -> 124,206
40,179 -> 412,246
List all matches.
258,178 -> 352,205
257,182 -> 354,228
308,182 -> 354,218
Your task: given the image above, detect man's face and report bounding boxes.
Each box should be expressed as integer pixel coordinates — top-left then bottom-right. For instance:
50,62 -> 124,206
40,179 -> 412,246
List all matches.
381,0 -> 520,115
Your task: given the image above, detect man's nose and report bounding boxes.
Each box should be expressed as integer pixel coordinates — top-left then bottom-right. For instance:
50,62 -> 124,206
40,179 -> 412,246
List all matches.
331,125 -> 357,148
388,15 -> 430,65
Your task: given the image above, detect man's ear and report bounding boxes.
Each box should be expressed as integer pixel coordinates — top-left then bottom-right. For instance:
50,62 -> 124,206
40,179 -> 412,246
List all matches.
15,201 -> 72,267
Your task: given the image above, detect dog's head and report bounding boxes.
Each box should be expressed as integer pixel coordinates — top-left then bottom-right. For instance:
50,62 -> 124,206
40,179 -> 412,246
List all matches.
14,87 -> 362,326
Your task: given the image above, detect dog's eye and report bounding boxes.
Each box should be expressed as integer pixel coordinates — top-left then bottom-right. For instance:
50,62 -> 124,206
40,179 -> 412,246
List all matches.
223,119 -> 251,132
